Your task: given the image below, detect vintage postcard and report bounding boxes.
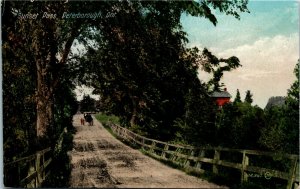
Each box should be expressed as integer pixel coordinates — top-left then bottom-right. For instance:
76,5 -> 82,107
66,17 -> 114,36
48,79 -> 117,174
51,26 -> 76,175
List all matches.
2,0 -> 299,188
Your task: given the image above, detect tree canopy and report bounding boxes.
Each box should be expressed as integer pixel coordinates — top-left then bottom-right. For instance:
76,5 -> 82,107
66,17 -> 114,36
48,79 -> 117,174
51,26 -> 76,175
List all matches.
3,0 -> 250,159
233,89 -> 242,103
244,90 -> 253,104
72,1 -> 248,141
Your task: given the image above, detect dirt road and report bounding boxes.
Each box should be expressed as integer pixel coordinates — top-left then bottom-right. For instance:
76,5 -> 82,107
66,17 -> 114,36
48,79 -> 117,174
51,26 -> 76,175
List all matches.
68,114 -> 227,188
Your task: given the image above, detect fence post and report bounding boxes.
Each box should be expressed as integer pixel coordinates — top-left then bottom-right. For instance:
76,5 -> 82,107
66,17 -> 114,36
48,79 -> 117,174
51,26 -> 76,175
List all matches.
241,150 -> 249,183
132,133 -> 137,145
26,159 -> 36,188
124,128 -> 127,138
195,149 -> 205,170
150,141 -> 156,154
142,137 -> 145,147
184,149 -> 194,168
162,144 -> 169,159
286,157 -> 298,189
213,149 -> 220,174
35,152 -> 41,187
171,147 -> 179,162
41,152 -> 45,181
17,164 -> 21,187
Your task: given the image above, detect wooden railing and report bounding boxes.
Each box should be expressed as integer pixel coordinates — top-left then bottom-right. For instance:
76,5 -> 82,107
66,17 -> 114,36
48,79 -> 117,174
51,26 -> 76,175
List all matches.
109,123 -> 299,189
4,127 -> 67,188
4,147 -> 52,188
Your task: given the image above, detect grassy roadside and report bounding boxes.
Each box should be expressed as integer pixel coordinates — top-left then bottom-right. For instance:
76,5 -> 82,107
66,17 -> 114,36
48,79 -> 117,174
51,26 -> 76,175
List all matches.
94,113 -> 121,139
94,113 -> 120,126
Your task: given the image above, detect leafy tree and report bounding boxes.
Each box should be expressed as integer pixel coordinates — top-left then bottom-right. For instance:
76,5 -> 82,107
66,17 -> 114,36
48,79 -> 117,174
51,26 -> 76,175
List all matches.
234,89 -> 242,103
77,1 -> 248,141
200,48 -> 241,91
3,1 -> 82,159
3,2 -> 39,160
3,0 -> 249,148
216,102 -> 265,149
3,1 -> 106,139
286,60 -> 299,106
80,95 -> 96,113
259,62 -> 299,154
244,90 -> 253,104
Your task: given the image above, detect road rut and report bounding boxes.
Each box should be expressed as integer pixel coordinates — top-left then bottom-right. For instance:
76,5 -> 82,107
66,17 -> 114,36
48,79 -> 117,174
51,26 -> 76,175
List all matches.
68,114 -> 227,188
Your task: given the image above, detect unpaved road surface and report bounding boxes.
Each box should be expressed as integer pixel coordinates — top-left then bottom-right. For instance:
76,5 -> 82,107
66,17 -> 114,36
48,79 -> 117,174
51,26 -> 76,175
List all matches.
68,114 -> 227,188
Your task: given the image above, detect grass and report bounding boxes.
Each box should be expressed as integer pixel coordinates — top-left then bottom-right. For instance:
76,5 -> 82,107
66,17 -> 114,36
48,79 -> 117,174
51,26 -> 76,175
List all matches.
94,113 -> 120,125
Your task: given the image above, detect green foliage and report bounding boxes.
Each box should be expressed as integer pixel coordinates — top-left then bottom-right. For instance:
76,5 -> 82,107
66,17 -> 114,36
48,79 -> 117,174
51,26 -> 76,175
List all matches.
80,95 -> 96,112
286,60 -> 299,110
259,62 -> 299,154
259,105 -> 299,154
183,0 -> 250,26
201,48 -> 241,91
216,102 -> 265,149
94,113 -> 120,125
244,90 -> 253,104
234,89 -> 242,103
73,1 -> 248,142
3,2 -> 38,161
173,88 -> 217,146
3,0 -> 79,161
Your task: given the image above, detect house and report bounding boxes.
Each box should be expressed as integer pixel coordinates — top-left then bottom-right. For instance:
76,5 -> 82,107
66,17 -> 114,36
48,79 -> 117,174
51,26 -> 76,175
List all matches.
211,88 -> 231,107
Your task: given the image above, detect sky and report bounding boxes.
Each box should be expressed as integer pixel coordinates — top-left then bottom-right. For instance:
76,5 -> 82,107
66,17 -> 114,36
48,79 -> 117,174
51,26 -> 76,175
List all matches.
181,1 -> 299,108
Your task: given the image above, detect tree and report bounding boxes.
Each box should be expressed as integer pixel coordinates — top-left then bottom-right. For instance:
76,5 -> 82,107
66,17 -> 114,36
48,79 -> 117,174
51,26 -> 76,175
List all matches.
216,102 -> 265,149
200,48 -> 241,91
3,1 -> 107,139
259,62 -> 299,154
80,95 -> 96,112
234,89 -> 242,103
77,1 -> 248,141
3,2 -> 80,159
4,1 -> 249,143
244,90 -> 253,104
286,60 -> 299,106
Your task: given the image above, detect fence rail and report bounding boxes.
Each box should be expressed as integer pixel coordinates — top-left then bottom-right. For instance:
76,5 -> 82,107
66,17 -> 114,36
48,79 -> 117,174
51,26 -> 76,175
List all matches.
109,123 -> 299,189
4,127 -> 67,188
4,147 -> 52,188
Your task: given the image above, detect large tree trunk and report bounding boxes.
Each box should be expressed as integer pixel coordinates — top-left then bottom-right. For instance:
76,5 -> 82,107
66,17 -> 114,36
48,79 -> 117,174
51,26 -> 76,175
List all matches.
130,106 -> 137,127
36,60 -> 54,137
33,11 -> 81,138
129,94 -> 137,127
36,99 -> 53,137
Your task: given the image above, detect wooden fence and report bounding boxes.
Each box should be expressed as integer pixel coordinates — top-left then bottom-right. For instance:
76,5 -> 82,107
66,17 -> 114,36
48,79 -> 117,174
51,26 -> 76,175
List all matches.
109,123 -> 299,189
4,147 -> 52,188
4,127 -> 67,188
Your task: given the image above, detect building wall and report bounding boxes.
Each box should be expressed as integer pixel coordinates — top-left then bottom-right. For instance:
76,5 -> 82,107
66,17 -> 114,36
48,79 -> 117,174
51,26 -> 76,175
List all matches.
215,97 -> 230,106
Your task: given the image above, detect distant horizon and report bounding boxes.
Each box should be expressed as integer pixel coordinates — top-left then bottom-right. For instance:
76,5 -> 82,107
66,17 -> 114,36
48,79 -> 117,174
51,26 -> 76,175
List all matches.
75,85 -> 290,109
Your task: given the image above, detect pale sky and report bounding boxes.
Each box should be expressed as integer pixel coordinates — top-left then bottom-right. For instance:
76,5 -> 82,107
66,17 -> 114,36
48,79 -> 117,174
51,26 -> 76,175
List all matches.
181,1 -> 299,108
75,85 -> 100,101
